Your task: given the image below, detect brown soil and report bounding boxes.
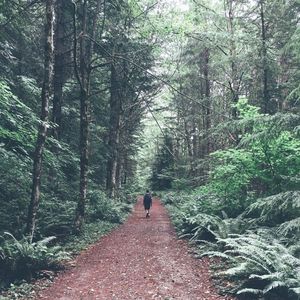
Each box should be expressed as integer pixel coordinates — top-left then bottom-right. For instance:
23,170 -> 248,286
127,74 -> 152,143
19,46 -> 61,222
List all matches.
36,197 -> 233,300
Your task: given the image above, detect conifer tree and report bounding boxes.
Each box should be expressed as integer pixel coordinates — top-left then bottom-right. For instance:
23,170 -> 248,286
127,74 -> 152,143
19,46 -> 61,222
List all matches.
26,0 -> 55,241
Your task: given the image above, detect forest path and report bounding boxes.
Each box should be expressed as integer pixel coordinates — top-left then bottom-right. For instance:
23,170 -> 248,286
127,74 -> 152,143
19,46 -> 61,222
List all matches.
37,198 -> 232,300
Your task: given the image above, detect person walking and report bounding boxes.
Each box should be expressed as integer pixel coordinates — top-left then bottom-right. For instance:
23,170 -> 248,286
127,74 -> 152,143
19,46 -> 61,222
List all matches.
143,190 -> 152,218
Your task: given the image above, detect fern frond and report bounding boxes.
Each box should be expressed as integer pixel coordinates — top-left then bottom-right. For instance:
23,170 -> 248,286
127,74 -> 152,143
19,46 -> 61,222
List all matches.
236,288 -> 263,295
179,233 -> 192,239
249,272 -> 281,281
263,281 -> 287,294
0,232 -> 70,284
194,240 -> 217,247
244,191 -> 300,226
218,262 -> 249,278
291,287 -> 300,295
233,254 -> 272,273
277,217 -> 300,239
36,236 -> 56,246
200,251 -> 232,260
3,231 -> 19,243
284,278 -> 300,287
288,242 -> 300,257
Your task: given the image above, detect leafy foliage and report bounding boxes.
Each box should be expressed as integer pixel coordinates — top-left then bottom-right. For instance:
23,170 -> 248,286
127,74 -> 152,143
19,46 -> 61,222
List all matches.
87,190 -> 133,224
0,81 -> 80,238
0,81 -> 38,155
243,191 -> 300,226
150,134 -> 174,190
0,233 -> 69,288
200,101 -> 300,218
63,221 -> 118,255
277,218 -> 300,245
165,188 -> 300,299
0,82 -> 36,235
203,233 -> 300,300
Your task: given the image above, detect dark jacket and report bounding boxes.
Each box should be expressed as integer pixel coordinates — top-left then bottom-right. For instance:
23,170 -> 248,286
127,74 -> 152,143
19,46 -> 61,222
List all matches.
143,192 -> 152,209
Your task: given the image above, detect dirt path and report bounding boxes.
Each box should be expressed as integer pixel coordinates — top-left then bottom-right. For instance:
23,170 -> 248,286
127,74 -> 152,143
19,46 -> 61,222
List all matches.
37,198 -> 232,300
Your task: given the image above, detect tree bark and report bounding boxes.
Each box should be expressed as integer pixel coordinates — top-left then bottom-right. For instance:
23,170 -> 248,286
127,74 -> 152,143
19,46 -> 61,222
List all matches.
227,0 -> 239,118
115,154 -> 123,190
260,0 -> 269,114
184,119 -> 194,174
52,0 -> 65,139
74,0 -> 89,232
26,0 -> 55,242
203,47 -> 211,155
106,63 -> 121,198
75,86 -> 89,231
74,0 -> 102,231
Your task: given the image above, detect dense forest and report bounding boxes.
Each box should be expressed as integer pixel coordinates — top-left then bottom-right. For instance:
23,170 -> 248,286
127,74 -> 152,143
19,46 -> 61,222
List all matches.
0,0 -> 299,299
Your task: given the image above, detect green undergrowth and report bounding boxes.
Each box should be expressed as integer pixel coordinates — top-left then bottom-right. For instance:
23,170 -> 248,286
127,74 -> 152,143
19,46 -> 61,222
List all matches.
63,221 -> 120,254
0,282 -> 35,300
0,221 -> 127,300
0,191 -> 134,299
163,191 -> 300,300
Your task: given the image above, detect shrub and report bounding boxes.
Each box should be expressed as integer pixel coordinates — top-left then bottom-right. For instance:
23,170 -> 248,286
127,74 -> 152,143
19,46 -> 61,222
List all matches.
277,217 -> 300,245
165,189 -> 300,299
243,191 -> 300,226
0,232 -> 69,288
202,233 -> 300,300
87,190 -> 132,224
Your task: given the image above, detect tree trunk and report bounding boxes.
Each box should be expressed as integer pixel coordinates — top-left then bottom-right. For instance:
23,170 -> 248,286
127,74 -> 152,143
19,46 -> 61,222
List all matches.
75,87 -> 89,231
203,47 -> 211,155
74,0 -> 102,232
227,0 -> 239,118
52,0 -> 65,139
74,0 -> 89,232
106,63 -> 121,198
183,119 -> 194,174
26,0 -> 55,241
115,154 -> 123,190
260,0 -> 269,114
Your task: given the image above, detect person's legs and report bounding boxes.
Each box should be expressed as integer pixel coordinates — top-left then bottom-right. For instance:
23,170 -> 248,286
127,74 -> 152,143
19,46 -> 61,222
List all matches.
145,209 -> 150,218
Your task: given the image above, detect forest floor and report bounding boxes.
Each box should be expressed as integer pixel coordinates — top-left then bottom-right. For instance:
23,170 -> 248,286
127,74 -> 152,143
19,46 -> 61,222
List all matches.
35,197 -> 234,300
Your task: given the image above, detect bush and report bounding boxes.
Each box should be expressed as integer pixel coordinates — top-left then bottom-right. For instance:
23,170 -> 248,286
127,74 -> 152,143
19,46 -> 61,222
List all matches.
202,233 -> 300,300
243,191 -> 300,226
0,232 -> 69,288
37,198 -> 76,239
87,190 -> 132,224
164,188 -> 300,299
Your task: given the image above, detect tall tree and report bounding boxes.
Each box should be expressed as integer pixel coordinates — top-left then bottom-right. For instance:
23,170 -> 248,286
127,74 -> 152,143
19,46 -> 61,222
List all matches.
106,60 -> 122,198
26,0 -> 55,241
52,0 -> 73,139
259,0 -> 269,114
74,0 -> 102,232
105,0 -> 156,197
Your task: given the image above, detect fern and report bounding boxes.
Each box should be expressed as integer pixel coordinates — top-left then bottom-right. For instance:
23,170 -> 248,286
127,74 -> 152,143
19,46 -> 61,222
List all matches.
217,262 -> 249,278
288,242 -> 300,258
163,187 -> 300,299
237,288 -> 263,296
199,251 -> 233,260
203,233 -> 300,299
277,217 -> 300,241
179,213 -> 229,243
291,287 -> 300,296
244,191 -> 300,226
0,232 -> 70,287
